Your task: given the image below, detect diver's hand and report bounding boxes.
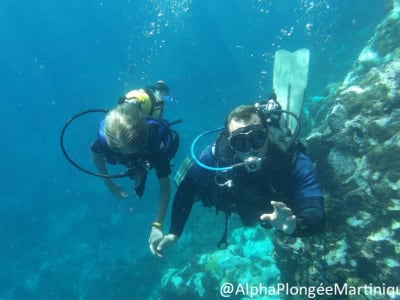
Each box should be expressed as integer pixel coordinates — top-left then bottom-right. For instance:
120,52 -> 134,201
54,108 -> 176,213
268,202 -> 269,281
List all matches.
260,201 -> 296,234
149,227 -> 164,257
154,234 -> 178,257
107,182 -> 128,199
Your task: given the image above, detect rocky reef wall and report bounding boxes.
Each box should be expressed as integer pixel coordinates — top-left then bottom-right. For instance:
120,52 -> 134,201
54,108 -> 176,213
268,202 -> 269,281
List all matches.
276,0 -> 400,293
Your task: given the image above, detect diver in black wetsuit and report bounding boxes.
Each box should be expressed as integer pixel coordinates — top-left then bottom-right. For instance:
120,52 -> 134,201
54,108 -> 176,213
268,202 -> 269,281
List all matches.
154,103 -> 325,256
90,81 -> 179,257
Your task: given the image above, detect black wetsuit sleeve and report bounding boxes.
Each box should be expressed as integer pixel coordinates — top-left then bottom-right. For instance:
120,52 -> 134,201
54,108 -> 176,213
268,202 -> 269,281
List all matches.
290,152 -> 325,236
154,156 -> 171,178
169,145 -> 213,237
291,197 -> 325,237
169,177 -> 196,237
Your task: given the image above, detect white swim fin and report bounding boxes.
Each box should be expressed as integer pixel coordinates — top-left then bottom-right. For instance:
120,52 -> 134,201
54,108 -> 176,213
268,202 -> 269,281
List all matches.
273,48 -> 310,132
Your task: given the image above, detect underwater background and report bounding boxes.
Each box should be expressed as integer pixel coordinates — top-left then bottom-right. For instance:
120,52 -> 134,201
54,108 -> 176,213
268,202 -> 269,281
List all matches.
0,0 -> 395,299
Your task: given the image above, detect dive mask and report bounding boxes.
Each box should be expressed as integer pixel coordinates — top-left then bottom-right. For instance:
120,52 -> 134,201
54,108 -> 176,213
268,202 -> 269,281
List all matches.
229,124 -> 268,153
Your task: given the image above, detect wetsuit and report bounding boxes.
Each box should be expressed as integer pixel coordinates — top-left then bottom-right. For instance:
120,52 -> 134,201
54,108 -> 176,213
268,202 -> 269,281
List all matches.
91,118 -> 179,195
169,145 -> 325,237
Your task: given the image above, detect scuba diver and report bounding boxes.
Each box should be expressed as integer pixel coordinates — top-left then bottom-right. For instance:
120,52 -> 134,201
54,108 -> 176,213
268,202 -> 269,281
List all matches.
154,103 -> 325,256
89,81 -> 180,256
152,50 -> 325,256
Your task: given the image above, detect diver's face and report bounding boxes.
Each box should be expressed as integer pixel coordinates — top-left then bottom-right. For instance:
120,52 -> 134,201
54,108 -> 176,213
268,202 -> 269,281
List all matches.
228,117 -> 268,158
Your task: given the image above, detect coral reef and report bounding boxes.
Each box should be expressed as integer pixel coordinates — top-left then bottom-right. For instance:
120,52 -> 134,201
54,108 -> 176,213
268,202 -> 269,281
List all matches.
277,0 -> 400,291
156,227 -> 280,299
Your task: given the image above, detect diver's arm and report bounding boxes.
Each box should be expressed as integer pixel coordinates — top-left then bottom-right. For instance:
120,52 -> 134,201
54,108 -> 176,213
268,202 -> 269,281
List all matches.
155,148 -> 211,256
155,176 -> 171,224
149,176 -> 171,257
289,152 -> 325,236
291,197 -> 325,236
169,176 -> 197,237
154,177 -> 196,257
90,149 -> 128,198
167,147 -> 213,236
261,152 -> 325,236
259,198 -> 324,236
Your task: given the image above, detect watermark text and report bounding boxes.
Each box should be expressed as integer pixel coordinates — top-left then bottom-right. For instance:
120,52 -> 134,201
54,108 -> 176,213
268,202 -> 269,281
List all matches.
219,282 -> 400,299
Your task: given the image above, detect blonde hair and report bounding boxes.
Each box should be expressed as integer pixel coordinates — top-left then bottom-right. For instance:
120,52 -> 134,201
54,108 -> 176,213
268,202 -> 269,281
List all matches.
104,103 -> 148,152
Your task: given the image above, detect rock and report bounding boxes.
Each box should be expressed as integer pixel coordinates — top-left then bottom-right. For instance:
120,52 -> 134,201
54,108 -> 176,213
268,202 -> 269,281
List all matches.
156,227 -> 280,299
277,0 -> 400,288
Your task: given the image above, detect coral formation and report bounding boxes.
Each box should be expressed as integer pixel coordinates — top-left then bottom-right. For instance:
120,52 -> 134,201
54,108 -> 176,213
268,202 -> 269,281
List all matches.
284,0 -> 400,289
156,227 -> 280,299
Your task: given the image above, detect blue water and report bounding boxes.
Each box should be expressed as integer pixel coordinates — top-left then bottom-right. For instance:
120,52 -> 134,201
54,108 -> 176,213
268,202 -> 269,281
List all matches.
0,0 -> 387,299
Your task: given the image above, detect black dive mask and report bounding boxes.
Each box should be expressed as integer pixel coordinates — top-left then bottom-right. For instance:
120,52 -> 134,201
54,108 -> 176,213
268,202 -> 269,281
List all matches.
228,124 -> 268,153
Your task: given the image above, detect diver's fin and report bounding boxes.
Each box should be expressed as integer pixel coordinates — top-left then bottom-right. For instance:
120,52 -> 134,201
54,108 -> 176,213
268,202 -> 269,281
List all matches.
273,48 -> 310,132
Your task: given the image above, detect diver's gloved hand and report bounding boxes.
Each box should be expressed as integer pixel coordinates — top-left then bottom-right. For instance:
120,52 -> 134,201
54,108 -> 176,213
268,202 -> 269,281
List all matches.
260,201 -> 296,235
149,227 -> 164,257
106,182 -> 128,199
153,234 -> 178,257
